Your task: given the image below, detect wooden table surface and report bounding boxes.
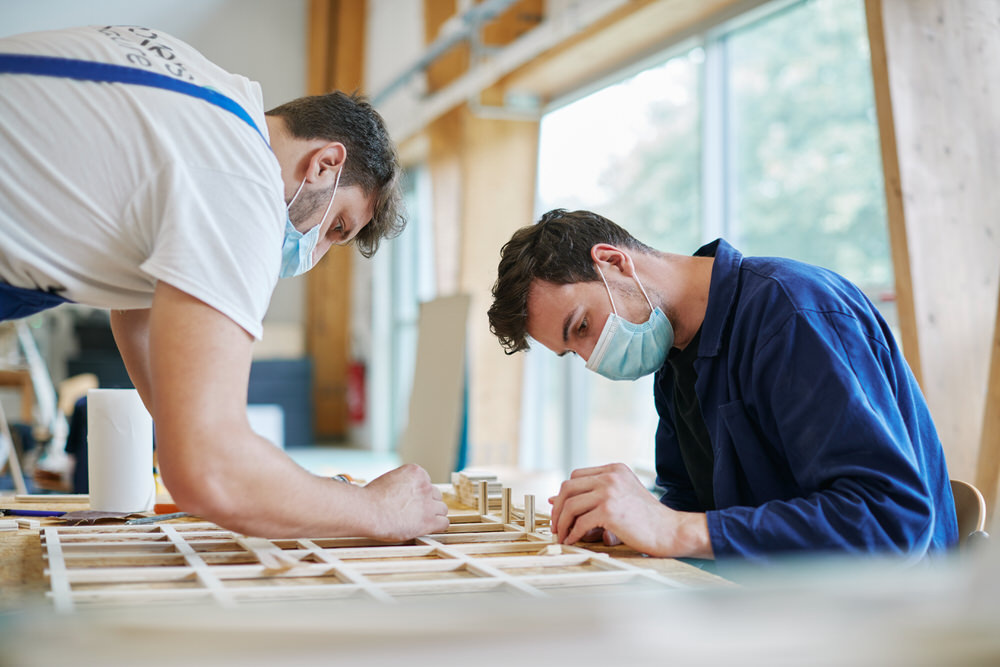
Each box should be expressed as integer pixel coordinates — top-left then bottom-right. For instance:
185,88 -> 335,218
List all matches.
0,491 -> 730,610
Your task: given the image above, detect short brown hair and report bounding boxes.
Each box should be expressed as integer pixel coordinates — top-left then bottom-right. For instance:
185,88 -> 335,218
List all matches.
488,209 -> 653,354
267,91 -> 403,258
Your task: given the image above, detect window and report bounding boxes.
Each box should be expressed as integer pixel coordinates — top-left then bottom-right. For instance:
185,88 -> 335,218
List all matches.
527,0 -> 890,480
368,165 -> 436,454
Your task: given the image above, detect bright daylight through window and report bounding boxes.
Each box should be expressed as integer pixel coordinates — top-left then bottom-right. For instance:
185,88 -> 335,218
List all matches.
527,0 -> 891,481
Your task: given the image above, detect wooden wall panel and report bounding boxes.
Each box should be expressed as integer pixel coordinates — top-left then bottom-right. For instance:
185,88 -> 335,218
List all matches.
866,0 -> 1000,506
977,288 -> 1000,516
423,1 -> 541,467
307,0 -> 366,438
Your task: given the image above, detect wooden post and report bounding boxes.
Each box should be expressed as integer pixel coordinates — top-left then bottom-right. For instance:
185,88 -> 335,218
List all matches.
306,0 -> 366,438
502,486 -> 512,525
478,479 -> 488,516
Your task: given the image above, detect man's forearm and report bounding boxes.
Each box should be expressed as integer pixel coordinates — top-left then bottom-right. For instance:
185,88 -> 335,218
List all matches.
157,421 -> 446,540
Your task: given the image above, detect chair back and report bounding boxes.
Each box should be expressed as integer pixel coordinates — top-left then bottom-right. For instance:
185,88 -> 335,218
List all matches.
950,479 -> 988,548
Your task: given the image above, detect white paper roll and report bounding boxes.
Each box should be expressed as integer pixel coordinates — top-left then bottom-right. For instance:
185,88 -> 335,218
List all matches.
87,388 -> 155,512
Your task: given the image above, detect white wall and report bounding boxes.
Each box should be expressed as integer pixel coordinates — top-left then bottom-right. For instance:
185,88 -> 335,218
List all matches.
0,0 -> 309,340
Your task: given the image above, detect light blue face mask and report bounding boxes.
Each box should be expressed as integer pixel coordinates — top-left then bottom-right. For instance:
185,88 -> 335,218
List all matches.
280,169 -> 341,278
584,261 -> 674,381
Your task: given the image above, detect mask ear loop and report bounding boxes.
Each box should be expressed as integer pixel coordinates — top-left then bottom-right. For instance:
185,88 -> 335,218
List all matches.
286,176 -> 307,211
633,271 -> 655,314
594,263 -> 619,316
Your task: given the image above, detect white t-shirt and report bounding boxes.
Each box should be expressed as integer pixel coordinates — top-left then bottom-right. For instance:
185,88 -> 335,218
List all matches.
0,26 -> 285,339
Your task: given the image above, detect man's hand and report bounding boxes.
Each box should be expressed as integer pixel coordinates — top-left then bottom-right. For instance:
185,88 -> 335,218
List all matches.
548,463 -> 713,559
360,464 -> 450,541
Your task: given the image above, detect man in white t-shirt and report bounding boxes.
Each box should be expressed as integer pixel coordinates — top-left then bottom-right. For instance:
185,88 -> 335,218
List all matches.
0,26 -> 450,539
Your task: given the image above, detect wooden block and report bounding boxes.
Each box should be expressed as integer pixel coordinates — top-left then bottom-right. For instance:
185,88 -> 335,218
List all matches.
537,544 -> 562,556
502,487 -> 512,525
0,519 -> 17,531
15,517 -> 40,530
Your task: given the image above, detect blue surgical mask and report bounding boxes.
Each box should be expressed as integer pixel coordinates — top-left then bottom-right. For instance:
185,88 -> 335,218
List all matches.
584,261 -> 674,380
280,169 -> 341,278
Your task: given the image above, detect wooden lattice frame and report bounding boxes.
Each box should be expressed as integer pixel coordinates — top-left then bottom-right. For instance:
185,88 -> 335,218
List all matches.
41,490 -> 688,612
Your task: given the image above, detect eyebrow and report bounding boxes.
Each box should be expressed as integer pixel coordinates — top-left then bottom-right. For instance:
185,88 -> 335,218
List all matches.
562,310 -> 574,345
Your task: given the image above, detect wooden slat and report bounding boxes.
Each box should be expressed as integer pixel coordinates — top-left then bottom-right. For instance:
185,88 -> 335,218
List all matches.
864,0 -> 922,384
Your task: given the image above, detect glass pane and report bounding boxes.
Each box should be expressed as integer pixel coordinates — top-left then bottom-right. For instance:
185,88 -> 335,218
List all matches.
728,0 -> 894,323
534,47 -> 703,475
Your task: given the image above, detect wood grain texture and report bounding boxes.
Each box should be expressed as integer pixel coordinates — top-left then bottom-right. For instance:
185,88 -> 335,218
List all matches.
976,287 -> 1000,516
866,0 -> 1000,493
306,0 -> 366,437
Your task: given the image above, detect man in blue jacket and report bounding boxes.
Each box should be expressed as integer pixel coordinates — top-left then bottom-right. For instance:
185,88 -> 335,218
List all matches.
488,208 -> 957,563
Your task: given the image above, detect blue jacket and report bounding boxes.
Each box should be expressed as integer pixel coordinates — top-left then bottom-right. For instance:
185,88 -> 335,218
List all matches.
654,239 -> 958,561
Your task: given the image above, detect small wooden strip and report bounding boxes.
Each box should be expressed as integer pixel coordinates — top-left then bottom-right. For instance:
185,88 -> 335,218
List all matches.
443,540 -> 559,557
54,539 -> 234,554
15,494 -> 89,503
502,487 -> 512,524
443,522 -> 515,534
42,527 -> 74,613
160,524 -> 236,608
432,532 -> 552,545
55,530 -> 227,541
474,554 -> 592,570
51,522 -> 222,534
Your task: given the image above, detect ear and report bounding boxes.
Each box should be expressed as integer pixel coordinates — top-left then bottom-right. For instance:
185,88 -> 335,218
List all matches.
590,244 -> 635,277
306,142 -> 347,184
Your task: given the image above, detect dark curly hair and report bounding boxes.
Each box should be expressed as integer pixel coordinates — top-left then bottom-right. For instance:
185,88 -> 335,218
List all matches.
267,91 -> 403,258
488,209 -> 653,354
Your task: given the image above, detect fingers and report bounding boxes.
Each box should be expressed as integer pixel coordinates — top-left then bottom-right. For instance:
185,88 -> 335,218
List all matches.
562,508 -> 605,546
550,471 -> 607,539
555,490 -> 601,544
430,513 -> 450,534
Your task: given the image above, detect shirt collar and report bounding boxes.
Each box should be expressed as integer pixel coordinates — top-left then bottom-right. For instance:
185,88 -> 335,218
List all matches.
694,238 -> 743,357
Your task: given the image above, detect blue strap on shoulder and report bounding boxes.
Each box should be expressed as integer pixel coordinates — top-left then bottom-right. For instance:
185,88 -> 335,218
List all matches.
0,53 -> 268,146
